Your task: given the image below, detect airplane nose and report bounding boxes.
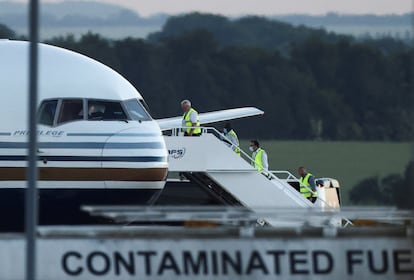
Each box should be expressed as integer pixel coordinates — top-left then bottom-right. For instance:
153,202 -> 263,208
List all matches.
100,125 -> 168,188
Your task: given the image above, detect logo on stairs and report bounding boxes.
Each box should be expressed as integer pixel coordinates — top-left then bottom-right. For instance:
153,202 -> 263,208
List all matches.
168,148 -> 186,159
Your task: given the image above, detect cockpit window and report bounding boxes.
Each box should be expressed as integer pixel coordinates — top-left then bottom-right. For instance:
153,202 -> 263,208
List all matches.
38,100 -> 58,126
38,98 -> 148,126
57,99 -> 84,124
124,99 -> 151,121
87,100 -> 127,121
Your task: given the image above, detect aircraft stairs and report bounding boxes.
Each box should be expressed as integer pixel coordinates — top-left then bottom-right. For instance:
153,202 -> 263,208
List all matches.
182,171 -> 243,206
163,128 -> 340,227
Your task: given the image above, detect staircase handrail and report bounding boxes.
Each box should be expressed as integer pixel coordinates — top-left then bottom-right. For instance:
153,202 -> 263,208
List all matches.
166,126 -> 353,227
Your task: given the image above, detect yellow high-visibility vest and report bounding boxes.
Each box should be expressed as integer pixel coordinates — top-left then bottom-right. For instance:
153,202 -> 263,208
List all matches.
299,173 -> 318,198
227,129 -> 240,155
254,148 -> 265,171
183,108 -> 201,134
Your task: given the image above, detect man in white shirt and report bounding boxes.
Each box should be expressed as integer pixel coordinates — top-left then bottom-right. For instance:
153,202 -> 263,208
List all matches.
181,99 -> 201,136
223,122 -> 240,156
250,139 -> 269,175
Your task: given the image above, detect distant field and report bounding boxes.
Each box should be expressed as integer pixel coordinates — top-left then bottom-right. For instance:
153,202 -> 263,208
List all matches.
13,24 -> 412,41
240,140 -> 413,205
14,26 -> 161,40
321,24 -> 412,39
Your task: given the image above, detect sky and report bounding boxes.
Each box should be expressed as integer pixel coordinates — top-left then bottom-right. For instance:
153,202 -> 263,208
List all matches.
6,0 -> 414,16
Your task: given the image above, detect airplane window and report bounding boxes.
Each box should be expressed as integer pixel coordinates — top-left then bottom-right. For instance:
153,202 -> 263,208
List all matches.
124,99 -> 151,121
140,99 -> 152,114
87,100 -> 127,121
57,99 -> 84,124
38,100 -> 58,126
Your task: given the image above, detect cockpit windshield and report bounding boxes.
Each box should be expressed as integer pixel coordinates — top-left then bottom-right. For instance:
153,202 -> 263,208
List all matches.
123,99 -> 152,121
38,98 -> 152,126
87,100 -> 127,121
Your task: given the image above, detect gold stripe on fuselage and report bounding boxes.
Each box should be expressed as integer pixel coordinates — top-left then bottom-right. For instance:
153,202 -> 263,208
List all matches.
0,167 -> 168,181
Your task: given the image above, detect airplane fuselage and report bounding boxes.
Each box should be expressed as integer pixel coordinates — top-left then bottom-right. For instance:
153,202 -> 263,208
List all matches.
0,40 -> 168,230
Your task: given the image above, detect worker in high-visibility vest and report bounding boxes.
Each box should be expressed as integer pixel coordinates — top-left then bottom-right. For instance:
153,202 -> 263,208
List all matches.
298,166 -> 318,203
250,139 -> 269,176
181,99 -> 201,136
223,122 -> 240,156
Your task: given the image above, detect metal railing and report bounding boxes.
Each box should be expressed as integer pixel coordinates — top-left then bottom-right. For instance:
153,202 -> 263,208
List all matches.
270,170 -> 297,180
165,126 -> 353,226
80,205 -> 413,232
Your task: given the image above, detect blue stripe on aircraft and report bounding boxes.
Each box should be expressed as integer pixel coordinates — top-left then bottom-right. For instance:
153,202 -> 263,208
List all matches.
0,142 -> 164,149
66,133 -> 160,137
0,133 -> 11,136
104,142 -> 164,149
0,156 -> 167,162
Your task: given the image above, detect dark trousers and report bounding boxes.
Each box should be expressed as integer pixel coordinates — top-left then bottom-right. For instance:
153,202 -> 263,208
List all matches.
184,132 -> 201,136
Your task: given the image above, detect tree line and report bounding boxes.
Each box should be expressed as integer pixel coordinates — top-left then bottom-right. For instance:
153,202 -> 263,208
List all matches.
1,14 -> 413,140
350,161 -> 413,208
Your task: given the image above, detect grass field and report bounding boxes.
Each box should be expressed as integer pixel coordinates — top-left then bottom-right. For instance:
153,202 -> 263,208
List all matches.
241,140 -> 413,205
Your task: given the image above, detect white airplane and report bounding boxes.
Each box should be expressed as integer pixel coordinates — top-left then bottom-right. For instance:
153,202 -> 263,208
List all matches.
0,40 -> 263,230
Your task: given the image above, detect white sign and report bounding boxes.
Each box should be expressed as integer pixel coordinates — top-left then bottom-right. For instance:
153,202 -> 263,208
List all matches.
0,237 -> 413,279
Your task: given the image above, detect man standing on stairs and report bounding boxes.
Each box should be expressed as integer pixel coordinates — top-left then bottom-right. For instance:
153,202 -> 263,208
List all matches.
181,99 -> 201,136
298,166 -> 318,203
223,122 -> 240,156
250,140 -> 269,177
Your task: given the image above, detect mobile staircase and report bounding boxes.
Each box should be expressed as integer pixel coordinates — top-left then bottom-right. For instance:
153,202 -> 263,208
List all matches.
164,127 -> 343,227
